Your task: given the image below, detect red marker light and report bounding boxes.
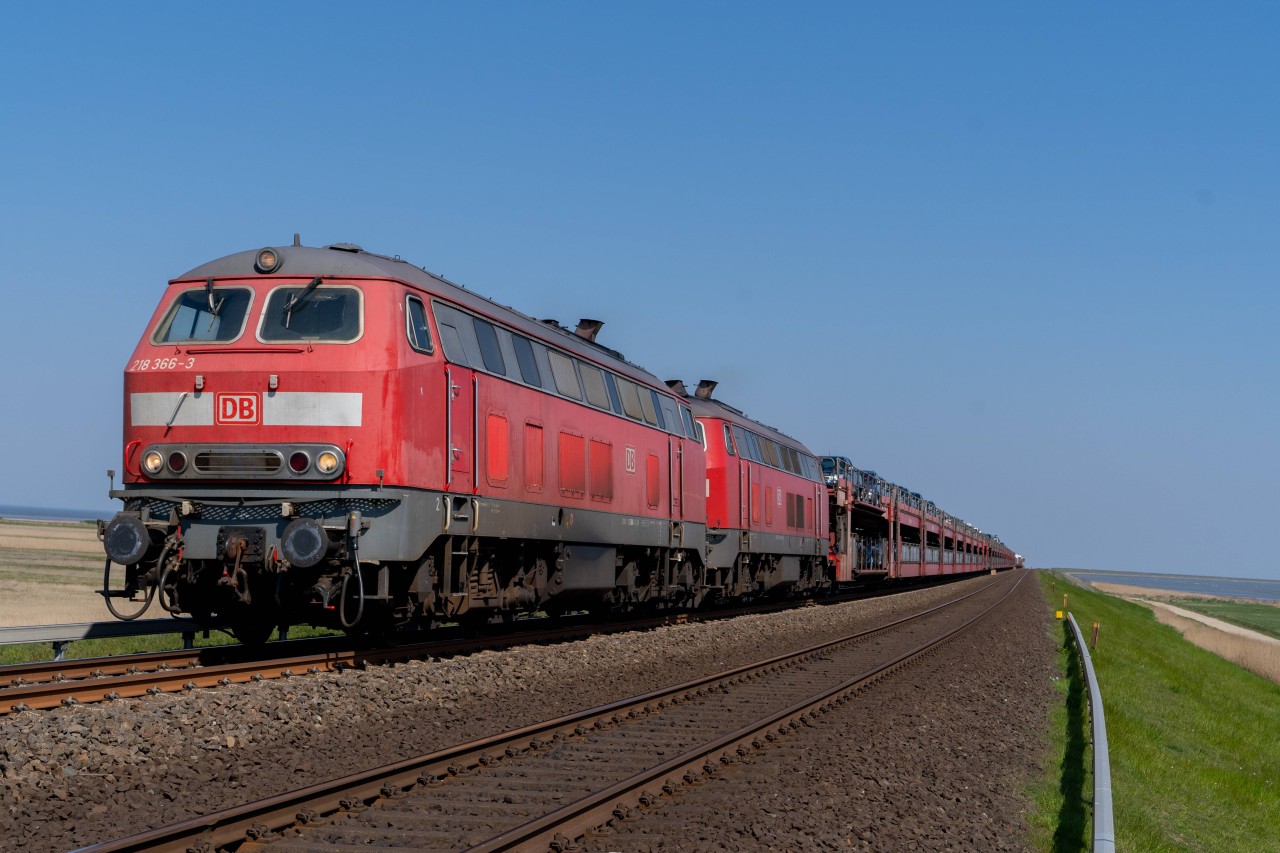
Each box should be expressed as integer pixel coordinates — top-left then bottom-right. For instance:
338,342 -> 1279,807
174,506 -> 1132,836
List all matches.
289,451 -> 311,474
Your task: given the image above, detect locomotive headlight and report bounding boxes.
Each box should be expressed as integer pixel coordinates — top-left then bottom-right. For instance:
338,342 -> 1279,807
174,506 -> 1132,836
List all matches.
316,450 -> 341,475
254,247 -> 283,274
142,450 -> 164,475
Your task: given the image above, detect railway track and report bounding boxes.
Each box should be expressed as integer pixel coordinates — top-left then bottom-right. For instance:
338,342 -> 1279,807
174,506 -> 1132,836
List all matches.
76,571 -> 1023,853
0,635 -> 347,713
0,581 -> 929,715
0,619 -> 628,715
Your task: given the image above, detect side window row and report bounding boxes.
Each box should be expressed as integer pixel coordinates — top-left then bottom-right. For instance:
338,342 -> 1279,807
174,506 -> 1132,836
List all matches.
730,423 -> 822,481
429,299 -> 697,440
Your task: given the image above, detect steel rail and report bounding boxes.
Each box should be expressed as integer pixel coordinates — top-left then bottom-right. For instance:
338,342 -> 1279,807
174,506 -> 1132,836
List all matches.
0,601 -> 792,714
0,632 -> 366,688
1,647 -> 205,683
467,571 -> 1025,852
70,572 -> 1017,853
1067,613 -> 1115,853
0,578 -> 958,715
0,619 -> 614,714
0,570 -> 978,657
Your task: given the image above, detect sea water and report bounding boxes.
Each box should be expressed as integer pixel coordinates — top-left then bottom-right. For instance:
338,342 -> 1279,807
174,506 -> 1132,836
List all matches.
1066,570 -> 1280,601
0,504 -> 113,523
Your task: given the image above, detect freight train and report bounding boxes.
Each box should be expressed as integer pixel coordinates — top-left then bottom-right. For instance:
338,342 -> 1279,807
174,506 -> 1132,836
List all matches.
99,240 -> 1019,642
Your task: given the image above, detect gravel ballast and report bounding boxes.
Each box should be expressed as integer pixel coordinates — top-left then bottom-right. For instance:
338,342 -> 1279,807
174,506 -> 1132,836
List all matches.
0,573 -> 1058,851
585,571 -> 1059,851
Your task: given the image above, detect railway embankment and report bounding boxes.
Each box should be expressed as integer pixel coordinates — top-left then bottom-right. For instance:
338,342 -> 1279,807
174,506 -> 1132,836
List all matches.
2,573 -> 1058,852
1032,572 -> 1280,852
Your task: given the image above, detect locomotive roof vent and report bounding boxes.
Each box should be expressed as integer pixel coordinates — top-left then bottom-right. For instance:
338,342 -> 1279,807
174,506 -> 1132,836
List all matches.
666,379 -> 689,397
695,379 -> 717,400
327,243 -> 364,253
574,319 -> 604,342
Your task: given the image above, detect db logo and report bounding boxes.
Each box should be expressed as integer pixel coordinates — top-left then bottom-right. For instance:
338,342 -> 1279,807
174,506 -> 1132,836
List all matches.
215,393 -> 261,425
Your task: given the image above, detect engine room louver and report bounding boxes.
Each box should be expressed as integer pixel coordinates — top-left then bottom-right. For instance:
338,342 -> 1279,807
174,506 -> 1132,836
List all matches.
192,450 -> 283,475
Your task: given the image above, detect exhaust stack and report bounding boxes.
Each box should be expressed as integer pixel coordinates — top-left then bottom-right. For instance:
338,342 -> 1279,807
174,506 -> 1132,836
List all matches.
574,319 -> 604,342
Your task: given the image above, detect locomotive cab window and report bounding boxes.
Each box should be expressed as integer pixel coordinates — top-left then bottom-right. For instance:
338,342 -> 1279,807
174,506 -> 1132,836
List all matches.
658,396 -> 681,436
680,406 -> 697,439
734,426 -> 761,463
152,286 -> 253,344
406,296 -> 434,354
259,285 -> 362,342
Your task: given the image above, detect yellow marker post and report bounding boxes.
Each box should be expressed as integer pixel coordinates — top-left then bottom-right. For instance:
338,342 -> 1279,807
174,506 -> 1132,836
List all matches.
1055,610 -> 1063,620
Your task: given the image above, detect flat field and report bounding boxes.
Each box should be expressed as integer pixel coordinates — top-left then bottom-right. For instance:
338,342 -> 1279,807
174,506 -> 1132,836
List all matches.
0,518 -> 115,626
1168,597 -> 1280,641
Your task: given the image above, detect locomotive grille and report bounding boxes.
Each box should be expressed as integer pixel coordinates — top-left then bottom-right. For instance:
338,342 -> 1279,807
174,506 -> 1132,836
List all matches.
185,503 -> 283,522
144,497 -> 399,523
192,450 -> 283,475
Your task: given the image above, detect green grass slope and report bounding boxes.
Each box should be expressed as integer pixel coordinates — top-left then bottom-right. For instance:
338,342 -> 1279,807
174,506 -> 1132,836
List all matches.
1030,572 -> 1280,853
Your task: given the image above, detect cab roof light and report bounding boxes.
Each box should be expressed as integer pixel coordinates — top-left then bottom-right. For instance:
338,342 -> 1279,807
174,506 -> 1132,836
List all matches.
255,247 -> 283,274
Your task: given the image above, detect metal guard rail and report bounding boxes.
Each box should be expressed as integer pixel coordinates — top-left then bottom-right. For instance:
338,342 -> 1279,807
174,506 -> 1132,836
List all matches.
0,619 -> 218,660
1067,613 -> 1115,853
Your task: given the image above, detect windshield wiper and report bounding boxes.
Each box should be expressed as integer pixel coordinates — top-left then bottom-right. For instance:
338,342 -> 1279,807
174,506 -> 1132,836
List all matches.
204,277 -> 225,332
284,276 -> 323,329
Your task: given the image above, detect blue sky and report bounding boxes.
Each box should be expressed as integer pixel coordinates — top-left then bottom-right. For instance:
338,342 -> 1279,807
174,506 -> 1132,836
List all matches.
1,3 -> 1276,578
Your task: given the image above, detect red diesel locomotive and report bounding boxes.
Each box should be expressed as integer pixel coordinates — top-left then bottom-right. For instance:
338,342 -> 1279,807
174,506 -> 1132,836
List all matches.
100,240 -> 1017,641
684,382 -> 829,598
